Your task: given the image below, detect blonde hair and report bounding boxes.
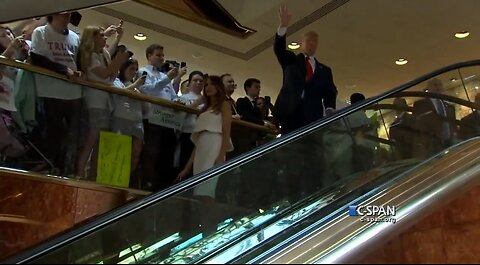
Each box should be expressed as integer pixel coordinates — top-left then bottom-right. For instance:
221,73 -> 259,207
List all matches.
302,31 -> 318,39
78,26 -> 110,72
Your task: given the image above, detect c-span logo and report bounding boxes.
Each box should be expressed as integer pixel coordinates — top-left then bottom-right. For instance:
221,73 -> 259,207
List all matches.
348,205 -> 397,224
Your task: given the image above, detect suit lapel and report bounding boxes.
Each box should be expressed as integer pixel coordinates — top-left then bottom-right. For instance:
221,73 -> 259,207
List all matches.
313,59 -> 323,78
297,54 -> 306,80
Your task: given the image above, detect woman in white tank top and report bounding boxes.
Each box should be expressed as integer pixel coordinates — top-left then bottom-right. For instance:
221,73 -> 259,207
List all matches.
177,75 -> 233,198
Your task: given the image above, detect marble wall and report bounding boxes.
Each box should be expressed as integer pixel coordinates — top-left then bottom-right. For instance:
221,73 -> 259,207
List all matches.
0,174 -> 140,260
361,185 -> 480,263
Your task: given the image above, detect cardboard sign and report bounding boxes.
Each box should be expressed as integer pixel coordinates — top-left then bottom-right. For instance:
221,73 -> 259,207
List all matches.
148,105 -> 187,130
96,131 -> 132,188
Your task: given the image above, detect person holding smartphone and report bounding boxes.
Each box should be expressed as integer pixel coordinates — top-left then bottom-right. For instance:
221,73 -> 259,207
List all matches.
76,24 -> 129,179
139,44 -> 187,190
111,56 -> 146,176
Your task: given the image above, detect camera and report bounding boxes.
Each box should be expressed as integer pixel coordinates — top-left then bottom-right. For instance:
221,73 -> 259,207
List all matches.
160,60 -> 186,73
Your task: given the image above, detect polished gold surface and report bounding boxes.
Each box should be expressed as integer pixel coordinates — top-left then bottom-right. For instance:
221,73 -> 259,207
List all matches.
0,170 -> 148,260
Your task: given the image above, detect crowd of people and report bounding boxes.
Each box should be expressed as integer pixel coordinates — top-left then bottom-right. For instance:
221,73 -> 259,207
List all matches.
0,11 -> 289,192
1,6 -> 479,196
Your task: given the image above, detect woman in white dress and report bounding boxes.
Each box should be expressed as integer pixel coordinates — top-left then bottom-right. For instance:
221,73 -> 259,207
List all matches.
177,75 -> 233,198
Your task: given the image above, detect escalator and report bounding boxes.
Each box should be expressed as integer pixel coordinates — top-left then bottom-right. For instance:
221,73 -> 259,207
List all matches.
5,59 -> 480,264
0,53 -> 272,260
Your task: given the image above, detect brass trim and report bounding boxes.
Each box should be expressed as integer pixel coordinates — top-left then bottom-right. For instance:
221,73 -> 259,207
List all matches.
0,57 -> 275,133
0,167 -> 151,196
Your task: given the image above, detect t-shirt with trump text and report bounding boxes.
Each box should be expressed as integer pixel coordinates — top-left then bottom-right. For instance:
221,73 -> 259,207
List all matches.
31,24 -> 82,100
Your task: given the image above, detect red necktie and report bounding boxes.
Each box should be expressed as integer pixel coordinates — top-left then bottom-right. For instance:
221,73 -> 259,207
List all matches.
305,56 -> 313,82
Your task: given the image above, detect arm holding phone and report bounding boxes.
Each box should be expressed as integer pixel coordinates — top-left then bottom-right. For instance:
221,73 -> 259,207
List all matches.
107,20 -> 124,56
172,62 -> 187,94
123,74 -> 146,93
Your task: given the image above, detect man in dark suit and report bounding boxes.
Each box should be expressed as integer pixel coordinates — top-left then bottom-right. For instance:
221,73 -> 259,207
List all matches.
413,78 -> 456,156
459,93 -> 480,140
273,5 -> 337,134
389,97 -> 416,159
236,78 -> 264,125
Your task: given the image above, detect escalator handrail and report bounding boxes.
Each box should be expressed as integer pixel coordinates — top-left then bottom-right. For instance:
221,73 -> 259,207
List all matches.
251,137 -> 480,264
6,59 -> 480,263
0,56 -> 274,133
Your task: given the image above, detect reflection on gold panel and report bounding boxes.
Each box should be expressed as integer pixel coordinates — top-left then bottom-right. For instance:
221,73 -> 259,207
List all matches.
0,171 -> 146,260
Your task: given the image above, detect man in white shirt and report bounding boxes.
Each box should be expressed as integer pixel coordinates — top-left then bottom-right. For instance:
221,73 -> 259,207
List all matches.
139,44 -> 186,191
30,12 -> 82,175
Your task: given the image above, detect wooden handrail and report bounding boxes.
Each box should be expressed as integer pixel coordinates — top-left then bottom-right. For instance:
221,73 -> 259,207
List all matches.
0,56 -> 276,133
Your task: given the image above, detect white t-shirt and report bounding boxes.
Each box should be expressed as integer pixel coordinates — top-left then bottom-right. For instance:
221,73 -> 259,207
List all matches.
84,52 -> 114,110
0,75 -> 16,111
31,24 -> 82,100
112,78 -> 143,122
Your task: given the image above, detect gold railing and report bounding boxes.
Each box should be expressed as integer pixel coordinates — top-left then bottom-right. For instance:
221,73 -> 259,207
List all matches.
0,56 -> 277,134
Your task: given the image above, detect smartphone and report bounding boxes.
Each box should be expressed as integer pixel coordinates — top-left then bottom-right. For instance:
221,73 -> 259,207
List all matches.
180,62 -> 186,68
70,12 -> 82,27
265,96 -> 271,104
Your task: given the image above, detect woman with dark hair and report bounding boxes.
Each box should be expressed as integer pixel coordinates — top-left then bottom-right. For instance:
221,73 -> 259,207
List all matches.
0,26 -> 28,59
177,75 -> 233,197
111,58 -> 146,173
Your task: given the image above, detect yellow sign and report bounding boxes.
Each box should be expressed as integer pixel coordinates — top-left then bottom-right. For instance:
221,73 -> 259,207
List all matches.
97,131 -> 132,188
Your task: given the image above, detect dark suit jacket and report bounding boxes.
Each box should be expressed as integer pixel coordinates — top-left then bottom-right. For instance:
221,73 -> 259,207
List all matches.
236,97 -> 264,125
458,111 -> 480,140
413,97 -> 456,142
389,113 -> 416,159
226,97 -> 238,115
272,33 -> 337,125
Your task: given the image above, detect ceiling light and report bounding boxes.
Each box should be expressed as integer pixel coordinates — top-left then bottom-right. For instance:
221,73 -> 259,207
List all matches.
450,77 -> 458,82
455,31 -> 470,39
288,42 -> 300,50
475,86 -> 479,90
395,58 -> 408,65
134,33 -> 147,41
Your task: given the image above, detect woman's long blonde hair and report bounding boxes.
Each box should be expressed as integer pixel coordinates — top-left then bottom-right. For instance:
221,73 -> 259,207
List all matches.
78,26 -> 110,72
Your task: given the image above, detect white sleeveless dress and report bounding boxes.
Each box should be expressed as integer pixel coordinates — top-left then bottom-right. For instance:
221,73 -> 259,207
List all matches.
191,110 -> 233,198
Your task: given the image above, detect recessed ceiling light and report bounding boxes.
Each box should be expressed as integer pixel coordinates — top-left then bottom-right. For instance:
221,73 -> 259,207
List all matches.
134,33 -> 147,41
288,42 -> 300,50
395,58 -> 408,65
450,77 -> 458,82
455,31 -> 470,39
